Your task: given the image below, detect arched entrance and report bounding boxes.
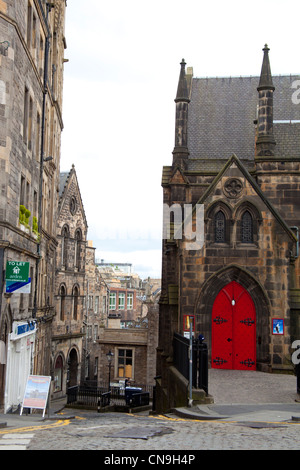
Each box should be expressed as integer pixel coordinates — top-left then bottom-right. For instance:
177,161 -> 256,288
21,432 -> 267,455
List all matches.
211,281 -> 256,370
68,349 -> 78,387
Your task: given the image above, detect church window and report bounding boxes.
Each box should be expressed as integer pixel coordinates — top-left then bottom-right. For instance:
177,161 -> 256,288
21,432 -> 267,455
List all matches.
59,285 -> 66,321
241,210 -> 253,243
215,211 -> 226,243
70,196 -> 77,215
74,229 -> 82,270
72,285 -> 79,320
61,225 -> 69,268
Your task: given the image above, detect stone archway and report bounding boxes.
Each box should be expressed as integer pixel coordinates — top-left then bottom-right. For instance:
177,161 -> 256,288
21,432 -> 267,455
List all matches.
194,265 -> 271,370
68,348 -> 79,388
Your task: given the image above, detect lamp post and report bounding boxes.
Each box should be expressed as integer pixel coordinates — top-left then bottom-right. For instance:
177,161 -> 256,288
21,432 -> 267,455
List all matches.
106,350 -> 114,392
188,317 -> 193,407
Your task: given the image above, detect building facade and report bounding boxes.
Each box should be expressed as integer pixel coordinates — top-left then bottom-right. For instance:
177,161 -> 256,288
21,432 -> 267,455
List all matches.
52,166 -> 87,399
0,0 -> 67,412
157,46 -> 300,411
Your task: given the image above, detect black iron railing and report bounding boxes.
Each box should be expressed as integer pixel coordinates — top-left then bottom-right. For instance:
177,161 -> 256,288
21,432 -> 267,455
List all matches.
173,332 -> 208,394
67,382 -> 153,409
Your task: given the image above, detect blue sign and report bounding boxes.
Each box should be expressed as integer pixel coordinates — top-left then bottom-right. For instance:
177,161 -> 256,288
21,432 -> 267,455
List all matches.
16,322 -> 35,336
272,318 -> 284,335
6,278 -> 31,293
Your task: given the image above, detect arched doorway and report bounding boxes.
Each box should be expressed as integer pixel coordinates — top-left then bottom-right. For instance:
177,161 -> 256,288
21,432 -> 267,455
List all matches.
68,349 -> 78,387
211,281 -> 256,370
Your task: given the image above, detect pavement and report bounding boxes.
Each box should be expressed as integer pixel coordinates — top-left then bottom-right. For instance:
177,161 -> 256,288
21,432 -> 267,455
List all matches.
0,369 -> 299,430
0,396 -> 70,430
172,369 -> 300,424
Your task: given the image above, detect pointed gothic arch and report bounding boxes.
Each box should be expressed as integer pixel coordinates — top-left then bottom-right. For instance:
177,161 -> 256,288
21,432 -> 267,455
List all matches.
194,265 -> 271,369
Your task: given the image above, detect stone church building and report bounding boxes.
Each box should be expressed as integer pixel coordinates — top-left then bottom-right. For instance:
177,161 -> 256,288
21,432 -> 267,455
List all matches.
156,46 -> 300,410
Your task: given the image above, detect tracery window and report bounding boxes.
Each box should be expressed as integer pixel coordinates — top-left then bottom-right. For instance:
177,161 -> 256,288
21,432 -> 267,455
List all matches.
241,210 -> 253,243
215,211 -> 226,243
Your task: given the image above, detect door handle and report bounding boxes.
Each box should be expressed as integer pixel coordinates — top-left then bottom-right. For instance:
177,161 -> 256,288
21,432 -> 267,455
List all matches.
227,338 -> 232,342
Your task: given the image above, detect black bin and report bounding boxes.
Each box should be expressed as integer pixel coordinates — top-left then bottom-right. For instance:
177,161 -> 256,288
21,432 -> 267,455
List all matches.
125,387 -> 142,405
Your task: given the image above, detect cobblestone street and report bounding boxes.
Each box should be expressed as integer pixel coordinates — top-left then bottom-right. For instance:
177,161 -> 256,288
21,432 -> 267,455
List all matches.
1,370 -> 299,452
23,409 -> 299,451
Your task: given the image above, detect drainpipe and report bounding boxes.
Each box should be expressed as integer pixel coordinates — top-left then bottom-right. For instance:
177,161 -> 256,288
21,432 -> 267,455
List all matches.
32,2 -> 53,318
0,243 -> 10,326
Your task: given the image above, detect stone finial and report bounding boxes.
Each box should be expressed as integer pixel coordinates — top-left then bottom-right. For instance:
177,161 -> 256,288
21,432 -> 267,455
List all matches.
257,44 -> 275,91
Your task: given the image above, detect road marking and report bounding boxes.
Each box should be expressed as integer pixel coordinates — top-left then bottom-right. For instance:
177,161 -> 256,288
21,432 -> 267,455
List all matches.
0,419 -> 72,435
0,432 -> 35,450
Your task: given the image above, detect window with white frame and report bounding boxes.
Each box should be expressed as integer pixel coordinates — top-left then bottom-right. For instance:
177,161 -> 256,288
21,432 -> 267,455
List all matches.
127,293 -> 133,310
118,292 -> 125,310
109,292 -> 116,310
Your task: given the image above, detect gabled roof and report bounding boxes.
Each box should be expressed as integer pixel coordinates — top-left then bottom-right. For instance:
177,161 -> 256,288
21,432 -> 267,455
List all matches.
197,154 -> 297,242
58,164 -> 88,228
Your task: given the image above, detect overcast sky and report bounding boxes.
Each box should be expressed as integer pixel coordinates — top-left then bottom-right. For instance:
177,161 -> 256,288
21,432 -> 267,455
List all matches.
60,0 -> 300,279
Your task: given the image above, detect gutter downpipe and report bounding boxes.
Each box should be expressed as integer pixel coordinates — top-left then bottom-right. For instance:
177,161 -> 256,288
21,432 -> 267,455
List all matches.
33,3 -> 52,318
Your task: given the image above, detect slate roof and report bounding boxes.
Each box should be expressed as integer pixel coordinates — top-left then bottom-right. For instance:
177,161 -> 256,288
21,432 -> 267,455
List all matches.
188,75 -> 300,161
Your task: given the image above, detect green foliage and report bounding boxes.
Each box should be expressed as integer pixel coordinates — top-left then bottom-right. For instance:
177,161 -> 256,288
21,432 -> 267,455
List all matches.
19,205 -> 26,224
19,206 -> 40,241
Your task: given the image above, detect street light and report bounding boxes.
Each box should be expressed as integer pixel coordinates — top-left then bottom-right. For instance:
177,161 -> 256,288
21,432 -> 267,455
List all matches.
106,350 -> 114,392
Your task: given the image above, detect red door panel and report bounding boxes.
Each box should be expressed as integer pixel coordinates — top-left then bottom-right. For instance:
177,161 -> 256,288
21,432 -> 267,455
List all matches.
211,281 -> 256,370
211,287 -> 233,369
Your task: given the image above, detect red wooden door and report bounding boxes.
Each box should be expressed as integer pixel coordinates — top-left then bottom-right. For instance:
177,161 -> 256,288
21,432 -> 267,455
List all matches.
211,281 -> 256,370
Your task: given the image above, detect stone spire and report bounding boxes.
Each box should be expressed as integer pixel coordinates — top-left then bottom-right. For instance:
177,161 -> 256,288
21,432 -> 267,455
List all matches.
172,59 -> 190,168
255,44 -> 276,157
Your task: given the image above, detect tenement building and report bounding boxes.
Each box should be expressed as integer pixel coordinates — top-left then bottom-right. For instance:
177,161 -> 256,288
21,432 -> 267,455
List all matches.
0,0 -> 67,412
156,46 -> 300,411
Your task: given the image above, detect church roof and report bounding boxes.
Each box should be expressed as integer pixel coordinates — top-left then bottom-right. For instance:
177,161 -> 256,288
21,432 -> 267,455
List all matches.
188,74 -> 300,161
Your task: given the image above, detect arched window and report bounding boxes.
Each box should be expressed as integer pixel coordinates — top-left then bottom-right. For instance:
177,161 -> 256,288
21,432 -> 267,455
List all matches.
72,285 -> 79,320
54,355 -> 63,392
215,211 -> 226,243
61,225 -> 69,268
74,229 -> 82,270
241,210 -> 253,243
59,285 -> 66,321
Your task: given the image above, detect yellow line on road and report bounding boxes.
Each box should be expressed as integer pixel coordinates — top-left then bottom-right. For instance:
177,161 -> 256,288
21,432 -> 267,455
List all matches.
0,419 -> 74,434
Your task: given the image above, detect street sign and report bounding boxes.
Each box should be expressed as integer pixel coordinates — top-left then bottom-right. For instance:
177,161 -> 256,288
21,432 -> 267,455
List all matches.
5,261 -> 29,283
